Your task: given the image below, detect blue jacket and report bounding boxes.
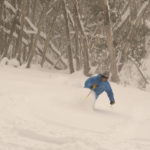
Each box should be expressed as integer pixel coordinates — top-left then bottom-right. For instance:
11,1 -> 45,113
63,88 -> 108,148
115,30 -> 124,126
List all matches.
84,75 -> 115,101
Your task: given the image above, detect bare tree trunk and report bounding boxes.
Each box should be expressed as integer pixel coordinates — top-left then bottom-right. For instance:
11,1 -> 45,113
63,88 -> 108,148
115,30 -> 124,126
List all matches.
26,6 -> 46,68
22,45 -> 27,62
74,25 -> 80,71
82,37 -> 90,76
130,0 -> 137,21
27,0 -> 37,61
62,0 -> 74,73
103,0 -> 119,82
41,4 -> 59,67
73,2 -> 81,71
0,0 -> 4,24
0,0 -> 5,56
73,0 -> 90,76
15,0 -> 27,64
3,12 -> 19,58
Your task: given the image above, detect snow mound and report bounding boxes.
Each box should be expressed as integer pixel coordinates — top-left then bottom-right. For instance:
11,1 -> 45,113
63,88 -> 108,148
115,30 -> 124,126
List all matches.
0,58 -> 20,68
0,57 -> 9,65
9,58 -> 20,68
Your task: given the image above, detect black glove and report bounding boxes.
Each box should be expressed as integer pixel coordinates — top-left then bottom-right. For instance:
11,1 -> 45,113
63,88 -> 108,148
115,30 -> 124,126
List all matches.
110,100 -> 115,105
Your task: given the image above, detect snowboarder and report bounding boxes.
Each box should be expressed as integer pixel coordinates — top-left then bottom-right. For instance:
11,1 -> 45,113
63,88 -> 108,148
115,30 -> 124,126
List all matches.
84,71 -> 115,106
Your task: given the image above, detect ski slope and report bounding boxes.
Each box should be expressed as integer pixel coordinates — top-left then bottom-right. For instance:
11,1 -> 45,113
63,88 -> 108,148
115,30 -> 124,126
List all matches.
0,66 -> 150,150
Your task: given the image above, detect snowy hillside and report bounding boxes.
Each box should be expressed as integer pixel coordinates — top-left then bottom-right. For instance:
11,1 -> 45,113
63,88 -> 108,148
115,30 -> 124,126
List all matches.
0,66 -> 150,150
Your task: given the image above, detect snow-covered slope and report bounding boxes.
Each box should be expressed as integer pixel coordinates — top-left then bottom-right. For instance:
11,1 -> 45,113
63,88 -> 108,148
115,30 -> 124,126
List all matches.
0,66 -> 150,150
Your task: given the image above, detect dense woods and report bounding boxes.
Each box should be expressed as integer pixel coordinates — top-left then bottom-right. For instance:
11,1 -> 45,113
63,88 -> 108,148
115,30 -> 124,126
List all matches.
0,0 -> 150,86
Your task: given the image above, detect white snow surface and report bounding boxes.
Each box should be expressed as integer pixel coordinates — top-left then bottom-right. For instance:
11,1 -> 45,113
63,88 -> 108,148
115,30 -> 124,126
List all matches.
0,66 -> 150,150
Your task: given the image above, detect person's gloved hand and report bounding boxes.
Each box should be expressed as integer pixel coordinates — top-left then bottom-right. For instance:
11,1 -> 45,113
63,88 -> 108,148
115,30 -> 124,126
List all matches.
90,84 -> 98,89
110,100 -> 115,105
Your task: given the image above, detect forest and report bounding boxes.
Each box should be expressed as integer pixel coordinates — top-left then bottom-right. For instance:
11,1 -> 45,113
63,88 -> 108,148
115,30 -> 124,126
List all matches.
0,0 -> 150,88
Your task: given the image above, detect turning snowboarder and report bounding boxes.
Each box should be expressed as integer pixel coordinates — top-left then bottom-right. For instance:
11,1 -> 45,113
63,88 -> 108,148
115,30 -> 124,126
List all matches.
84,71 -> 115,107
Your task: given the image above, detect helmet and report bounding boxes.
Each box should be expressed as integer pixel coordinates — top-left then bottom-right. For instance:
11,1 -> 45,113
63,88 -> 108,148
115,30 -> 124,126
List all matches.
101,71 -> 109,78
